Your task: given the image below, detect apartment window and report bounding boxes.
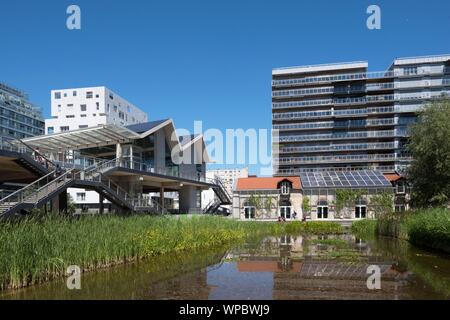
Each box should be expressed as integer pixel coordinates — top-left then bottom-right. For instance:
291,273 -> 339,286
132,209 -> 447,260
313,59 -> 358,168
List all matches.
63,93 -> 67,98
96,94 -> 100,98
109,93 -> 114,100
67,104 -> 74,107
76,192 -> 86,201
86,91 -> 93,99
80,114 -> 87,117
73,91 -> 77,97
60,126 -> 69,132
96,102 -> 100,110
113,105 -> 118,112
127,106 -> 131,113
404,67 -> 418,75
93,114 -> 96,117
80,104 -> 87,112
47,127 -> 54,134
79,125 -> 88,129
106,104 -> 110,112
54,92 -> 61,99
66,115 -> 75,118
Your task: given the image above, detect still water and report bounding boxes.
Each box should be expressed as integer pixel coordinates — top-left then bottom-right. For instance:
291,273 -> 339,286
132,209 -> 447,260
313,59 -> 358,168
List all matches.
1,234 -> 449,300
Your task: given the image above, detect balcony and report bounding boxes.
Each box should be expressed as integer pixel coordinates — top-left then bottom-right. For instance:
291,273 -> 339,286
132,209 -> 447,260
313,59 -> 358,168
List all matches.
277,142 -> 397,154
275,165 -> 397,175
272,71 -> 396,88
279,130 -> 397,143
276,153 -> 407,165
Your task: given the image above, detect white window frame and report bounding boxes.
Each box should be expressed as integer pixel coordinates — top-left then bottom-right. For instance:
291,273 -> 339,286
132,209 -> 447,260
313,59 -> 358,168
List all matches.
355,205 -> 367,219
243,206 -> 256,220
317,205 -> 329,219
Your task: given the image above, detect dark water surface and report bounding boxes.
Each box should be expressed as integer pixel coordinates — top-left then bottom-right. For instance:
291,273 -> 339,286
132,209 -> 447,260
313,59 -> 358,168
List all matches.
1,234 -> 449,300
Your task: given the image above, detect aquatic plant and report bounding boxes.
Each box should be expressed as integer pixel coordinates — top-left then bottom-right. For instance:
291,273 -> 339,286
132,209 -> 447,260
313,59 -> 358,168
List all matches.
0,215 -> 344,290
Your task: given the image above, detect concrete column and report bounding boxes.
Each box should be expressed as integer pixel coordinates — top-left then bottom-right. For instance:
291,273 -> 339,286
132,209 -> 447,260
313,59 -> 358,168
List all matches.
99,194 -> 105,215
59,191 -> 68,214
159,186 -> 165,209
179,186 -> 199,214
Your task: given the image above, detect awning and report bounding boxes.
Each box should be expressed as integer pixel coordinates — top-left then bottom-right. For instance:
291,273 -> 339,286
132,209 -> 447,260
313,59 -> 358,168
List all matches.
22,125 -> 141,151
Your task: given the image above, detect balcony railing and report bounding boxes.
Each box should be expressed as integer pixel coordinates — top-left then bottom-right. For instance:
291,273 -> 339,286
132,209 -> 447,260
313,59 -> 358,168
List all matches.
279,130 -> 398,142
277,142 -> 397,154
275,165 -> 397,175
272,71 -> 397,88
276,154 -> 407,165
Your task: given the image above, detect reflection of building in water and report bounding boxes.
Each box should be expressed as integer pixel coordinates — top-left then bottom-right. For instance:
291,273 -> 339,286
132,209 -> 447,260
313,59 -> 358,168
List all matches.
273,257 -> 412,300
232,235 -> 415,300
142,268 -> 210,300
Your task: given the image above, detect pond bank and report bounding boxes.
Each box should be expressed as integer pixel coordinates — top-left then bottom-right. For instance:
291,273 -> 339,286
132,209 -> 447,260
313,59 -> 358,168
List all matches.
351,208 -> 450,254
0,215 -> 343,290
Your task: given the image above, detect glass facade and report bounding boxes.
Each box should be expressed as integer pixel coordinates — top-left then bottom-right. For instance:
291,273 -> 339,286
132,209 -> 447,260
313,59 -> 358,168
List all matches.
272,55 -> 450,175
0,83 -> 44,139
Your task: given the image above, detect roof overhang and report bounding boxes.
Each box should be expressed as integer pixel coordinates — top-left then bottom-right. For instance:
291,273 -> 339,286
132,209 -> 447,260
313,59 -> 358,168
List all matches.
21,125 -> 141,151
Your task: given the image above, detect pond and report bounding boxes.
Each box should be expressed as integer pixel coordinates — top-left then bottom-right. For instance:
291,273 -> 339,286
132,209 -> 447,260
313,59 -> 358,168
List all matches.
1,233 -> 449,300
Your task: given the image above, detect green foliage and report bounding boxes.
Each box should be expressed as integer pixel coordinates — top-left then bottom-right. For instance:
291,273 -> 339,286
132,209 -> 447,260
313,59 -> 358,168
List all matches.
407,98 -> 450,208
370,191 -> 394,218
350,219 -> 377,238
0,215 -> 345,290
302,197 -> 311,214
406,208 -> 450,253
335,189 -> 364,214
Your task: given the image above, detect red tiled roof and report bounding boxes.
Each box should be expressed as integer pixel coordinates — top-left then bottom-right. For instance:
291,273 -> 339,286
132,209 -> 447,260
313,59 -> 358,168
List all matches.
236,176 -> 302,191
384,173 -> 403,182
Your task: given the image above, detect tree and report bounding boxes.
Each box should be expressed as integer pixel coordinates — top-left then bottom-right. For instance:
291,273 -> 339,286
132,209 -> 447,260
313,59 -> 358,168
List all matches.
407,98 -> 450,208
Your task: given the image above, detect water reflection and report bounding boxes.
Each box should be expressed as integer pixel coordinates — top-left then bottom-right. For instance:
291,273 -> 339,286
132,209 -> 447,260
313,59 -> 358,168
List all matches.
1,234 -> 449,300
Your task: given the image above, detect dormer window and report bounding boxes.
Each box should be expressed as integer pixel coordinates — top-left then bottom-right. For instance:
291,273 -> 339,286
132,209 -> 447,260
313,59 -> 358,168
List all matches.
279,180 -> 292,195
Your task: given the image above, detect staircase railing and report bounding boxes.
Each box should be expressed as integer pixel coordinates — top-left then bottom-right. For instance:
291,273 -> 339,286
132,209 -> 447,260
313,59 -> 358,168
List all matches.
0,137 -> 56,171
0,170 -> 57,213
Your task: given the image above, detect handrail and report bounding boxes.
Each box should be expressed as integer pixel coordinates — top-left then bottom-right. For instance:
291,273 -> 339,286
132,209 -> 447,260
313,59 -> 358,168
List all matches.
16,139 -> 56,170
0,170 -> 57,210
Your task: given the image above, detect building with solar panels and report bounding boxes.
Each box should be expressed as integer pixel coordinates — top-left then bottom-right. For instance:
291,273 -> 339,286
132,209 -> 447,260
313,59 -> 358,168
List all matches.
233,171 -> 393,221
272,54 -> 450,175
300,170 -> 393,220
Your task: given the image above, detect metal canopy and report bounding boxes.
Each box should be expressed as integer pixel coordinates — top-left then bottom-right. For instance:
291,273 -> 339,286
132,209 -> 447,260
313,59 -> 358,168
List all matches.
21,125 -> 141,151
300,170 -> 392,189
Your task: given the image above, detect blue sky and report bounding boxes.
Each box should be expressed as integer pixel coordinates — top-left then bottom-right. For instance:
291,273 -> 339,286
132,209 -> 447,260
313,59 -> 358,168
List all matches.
1,0 -> 450,174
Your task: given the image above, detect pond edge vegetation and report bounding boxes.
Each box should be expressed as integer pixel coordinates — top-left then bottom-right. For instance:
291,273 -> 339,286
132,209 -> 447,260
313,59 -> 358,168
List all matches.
0,215 -> 343,291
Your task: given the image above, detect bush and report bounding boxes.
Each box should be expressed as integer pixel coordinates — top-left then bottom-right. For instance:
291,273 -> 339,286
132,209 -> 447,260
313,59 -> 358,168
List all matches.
350,219 -> 377,238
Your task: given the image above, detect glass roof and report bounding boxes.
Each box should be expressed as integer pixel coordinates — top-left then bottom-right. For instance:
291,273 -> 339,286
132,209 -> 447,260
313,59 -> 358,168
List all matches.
300,170 -> 392,189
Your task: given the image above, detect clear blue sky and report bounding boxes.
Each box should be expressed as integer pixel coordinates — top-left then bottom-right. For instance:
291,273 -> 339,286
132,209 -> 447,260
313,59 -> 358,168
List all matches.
1,0 -> 450,174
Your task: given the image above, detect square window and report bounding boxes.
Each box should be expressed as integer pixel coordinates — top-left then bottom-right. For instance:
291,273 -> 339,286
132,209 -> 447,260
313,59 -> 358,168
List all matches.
80,104 -> 87,112
54,92 -> 61,99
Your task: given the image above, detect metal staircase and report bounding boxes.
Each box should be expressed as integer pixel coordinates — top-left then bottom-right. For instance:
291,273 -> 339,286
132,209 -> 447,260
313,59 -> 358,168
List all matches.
0,158 -> 167,220
0,137 -> 56,176
203,177 -> 232,215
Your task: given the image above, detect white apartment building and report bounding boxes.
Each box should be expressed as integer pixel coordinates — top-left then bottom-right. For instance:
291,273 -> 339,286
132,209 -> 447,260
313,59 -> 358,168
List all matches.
45,86 -> 148,134
202,167 -> 249,209
45,86 -> 148,213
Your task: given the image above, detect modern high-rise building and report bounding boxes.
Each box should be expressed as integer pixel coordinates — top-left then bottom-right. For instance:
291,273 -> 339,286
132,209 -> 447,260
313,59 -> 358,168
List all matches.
0,83 -> 44,139
272,54 -> 450,175
45,86 -> 148,134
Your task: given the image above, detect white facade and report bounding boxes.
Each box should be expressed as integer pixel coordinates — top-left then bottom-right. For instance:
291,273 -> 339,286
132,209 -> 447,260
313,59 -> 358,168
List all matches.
202,167 -> 248,209
45,86 -> 148,211
45,86 -> 148,134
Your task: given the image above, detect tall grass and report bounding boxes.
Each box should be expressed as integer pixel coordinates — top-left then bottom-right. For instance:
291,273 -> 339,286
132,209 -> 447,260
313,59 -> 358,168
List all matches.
406,208 -> 450,253
0,215 -> 343,290
350,219 -> 377,239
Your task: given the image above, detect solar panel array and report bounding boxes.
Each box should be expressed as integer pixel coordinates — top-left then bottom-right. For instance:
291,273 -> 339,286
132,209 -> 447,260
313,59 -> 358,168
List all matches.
300,170 -> 392,188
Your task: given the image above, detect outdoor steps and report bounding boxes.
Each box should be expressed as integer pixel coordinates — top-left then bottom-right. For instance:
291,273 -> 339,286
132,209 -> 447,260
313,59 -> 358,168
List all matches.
0,202 -> 18,213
